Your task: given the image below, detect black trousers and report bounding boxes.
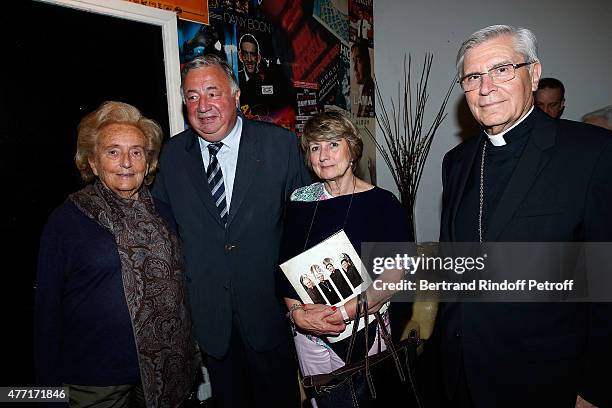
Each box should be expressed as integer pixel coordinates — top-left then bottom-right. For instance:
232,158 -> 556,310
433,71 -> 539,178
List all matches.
206,314 -> 301,408
65,383 -> 145,407
444,363 -> 473,408
443,358 -> 577,408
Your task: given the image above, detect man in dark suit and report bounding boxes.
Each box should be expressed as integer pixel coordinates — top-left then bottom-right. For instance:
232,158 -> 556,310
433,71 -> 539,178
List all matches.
323,257 -> 353,299
153,55 -> 310,407
437,25 -> 612,408
534,77 -> 565,119
236,33 -> 294,121
237,33 -> 262,109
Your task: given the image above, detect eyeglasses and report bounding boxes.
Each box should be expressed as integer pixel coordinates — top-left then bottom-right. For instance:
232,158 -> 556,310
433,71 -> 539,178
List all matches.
459,61 -> 536,92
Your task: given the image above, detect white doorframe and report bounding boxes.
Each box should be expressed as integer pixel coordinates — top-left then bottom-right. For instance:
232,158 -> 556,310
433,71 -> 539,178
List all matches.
35,0 -> 184,135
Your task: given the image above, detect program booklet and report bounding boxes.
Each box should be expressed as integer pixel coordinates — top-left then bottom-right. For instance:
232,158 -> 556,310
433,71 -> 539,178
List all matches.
280,230 -> 386,342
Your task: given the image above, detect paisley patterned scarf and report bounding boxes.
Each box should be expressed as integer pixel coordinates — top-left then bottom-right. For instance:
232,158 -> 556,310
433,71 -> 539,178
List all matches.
70,179 -> 199,407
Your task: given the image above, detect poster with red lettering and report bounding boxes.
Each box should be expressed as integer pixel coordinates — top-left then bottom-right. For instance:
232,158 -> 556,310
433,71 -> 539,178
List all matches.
177,0 -> 376,183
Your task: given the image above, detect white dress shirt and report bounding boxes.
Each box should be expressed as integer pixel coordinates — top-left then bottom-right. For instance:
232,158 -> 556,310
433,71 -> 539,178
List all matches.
198,116 -> 243,210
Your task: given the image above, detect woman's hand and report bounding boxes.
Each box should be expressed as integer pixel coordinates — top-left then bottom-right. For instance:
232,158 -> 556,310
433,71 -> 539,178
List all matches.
293,304 -> 346,336
323,308 -> 345,326
323,295 -> 385,326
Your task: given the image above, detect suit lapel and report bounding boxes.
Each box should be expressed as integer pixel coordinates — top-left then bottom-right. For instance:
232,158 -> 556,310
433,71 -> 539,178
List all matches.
485,111 -> 556,241
182,130 -> 225,227
227,120 -> 259,226
450,135 -> 483,241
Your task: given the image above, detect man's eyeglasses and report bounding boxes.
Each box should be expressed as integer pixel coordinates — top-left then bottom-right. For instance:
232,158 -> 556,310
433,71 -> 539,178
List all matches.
459,61 -> 536,92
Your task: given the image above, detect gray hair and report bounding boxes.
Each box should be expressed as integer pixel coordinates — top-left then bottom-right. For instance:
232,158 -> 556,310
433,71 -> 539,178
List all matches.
75,101 -> 163,185
300,275 -> 313,287
180,54 -> 239,102
582,105 -> 612,127
456,25 -> 539,77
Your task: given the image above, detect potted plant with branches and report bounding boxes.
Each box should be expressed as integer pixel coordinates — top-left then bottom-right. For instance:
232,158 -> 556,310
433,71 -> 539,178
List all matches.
365,53 -> 455,240
365,54 -> 456,345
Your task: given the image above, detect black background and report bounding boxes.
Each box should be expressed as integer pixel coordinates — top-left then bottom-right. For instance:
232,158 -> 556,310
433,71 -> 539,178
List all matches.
0,0 -> 170,385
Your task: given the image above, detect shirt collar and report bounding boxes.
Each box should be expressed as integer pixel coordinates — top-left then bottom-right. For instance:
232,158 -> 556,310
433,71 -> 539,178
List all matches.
485,106 -> 534,146
198,116 -> 242,152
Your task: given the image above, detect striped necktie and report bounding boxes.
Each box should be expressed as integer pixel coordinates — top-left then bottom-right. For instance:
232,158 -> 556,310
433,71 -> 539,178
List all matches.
207,142 -> 228,226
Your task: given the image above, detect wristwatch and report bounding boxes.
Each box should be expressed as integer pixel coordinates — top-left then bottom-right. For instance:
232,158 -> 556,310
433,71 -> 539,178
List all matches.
339,304 -> 351,324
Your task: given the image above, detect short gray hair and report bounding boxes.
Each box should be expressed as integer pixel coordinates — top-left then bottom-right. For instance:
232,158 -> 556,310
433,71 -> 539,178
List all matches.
456,25 -> 539,77
75,101 -> 163,185
180,54 -> 239,102
582,105 -> 612,126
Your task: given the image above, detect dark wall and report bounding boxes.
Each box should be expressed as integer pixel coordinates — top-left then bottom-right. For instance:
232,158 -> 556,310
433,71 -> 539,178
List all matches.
0,0 -> 170,384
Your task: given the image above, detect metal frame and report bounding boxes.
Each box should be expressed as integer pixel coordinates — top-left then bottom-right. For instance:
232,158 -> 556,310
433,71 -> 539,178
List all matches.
35,0 -> 184,135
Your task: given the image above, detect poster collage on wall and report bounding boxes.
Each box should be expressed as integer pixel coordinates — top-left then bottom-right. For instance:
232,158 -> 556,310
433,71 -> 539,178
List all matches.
175,0 -> 377,183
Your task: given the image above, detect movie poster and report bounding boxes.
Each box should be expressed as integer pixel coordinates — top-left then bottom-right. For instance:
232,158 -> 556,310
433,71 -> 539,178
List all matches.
349,0 -> 373,47
176,0 -> 376,183
294,81 -> 320,137
350,43 -> 375,118
178,19 -> 235,67
349,0 -> 376,182
313,0 -> 349,45
349,0 -> 374,119
331,42 -> 351,112
203,3 -> 293,128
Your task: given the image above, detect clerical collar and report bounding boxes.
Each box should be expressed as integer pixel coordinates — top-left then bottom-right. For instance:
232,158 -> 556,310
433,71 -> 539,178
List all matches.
484,106 -> 534,146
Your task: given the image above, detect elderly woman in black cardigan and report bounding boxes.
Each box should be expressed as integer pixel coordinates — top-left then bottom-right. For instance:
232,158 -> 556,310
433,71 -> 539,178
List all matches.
35,101 -> 199,407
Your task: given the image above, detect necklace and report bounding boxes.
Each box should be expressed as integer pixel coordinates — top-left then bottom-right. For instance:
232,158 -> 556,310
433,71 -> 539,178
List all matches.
303,175 -> 356,251
478,140 -> 487,243
320,279 -> 332,291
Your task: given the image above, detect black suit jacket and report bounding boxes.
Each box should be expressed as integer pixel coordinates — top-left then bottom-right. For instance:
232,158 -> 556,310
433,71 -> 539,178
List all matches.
438,109 -> 612,407
152,118 -> 310,358
329,268 -> 353,299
